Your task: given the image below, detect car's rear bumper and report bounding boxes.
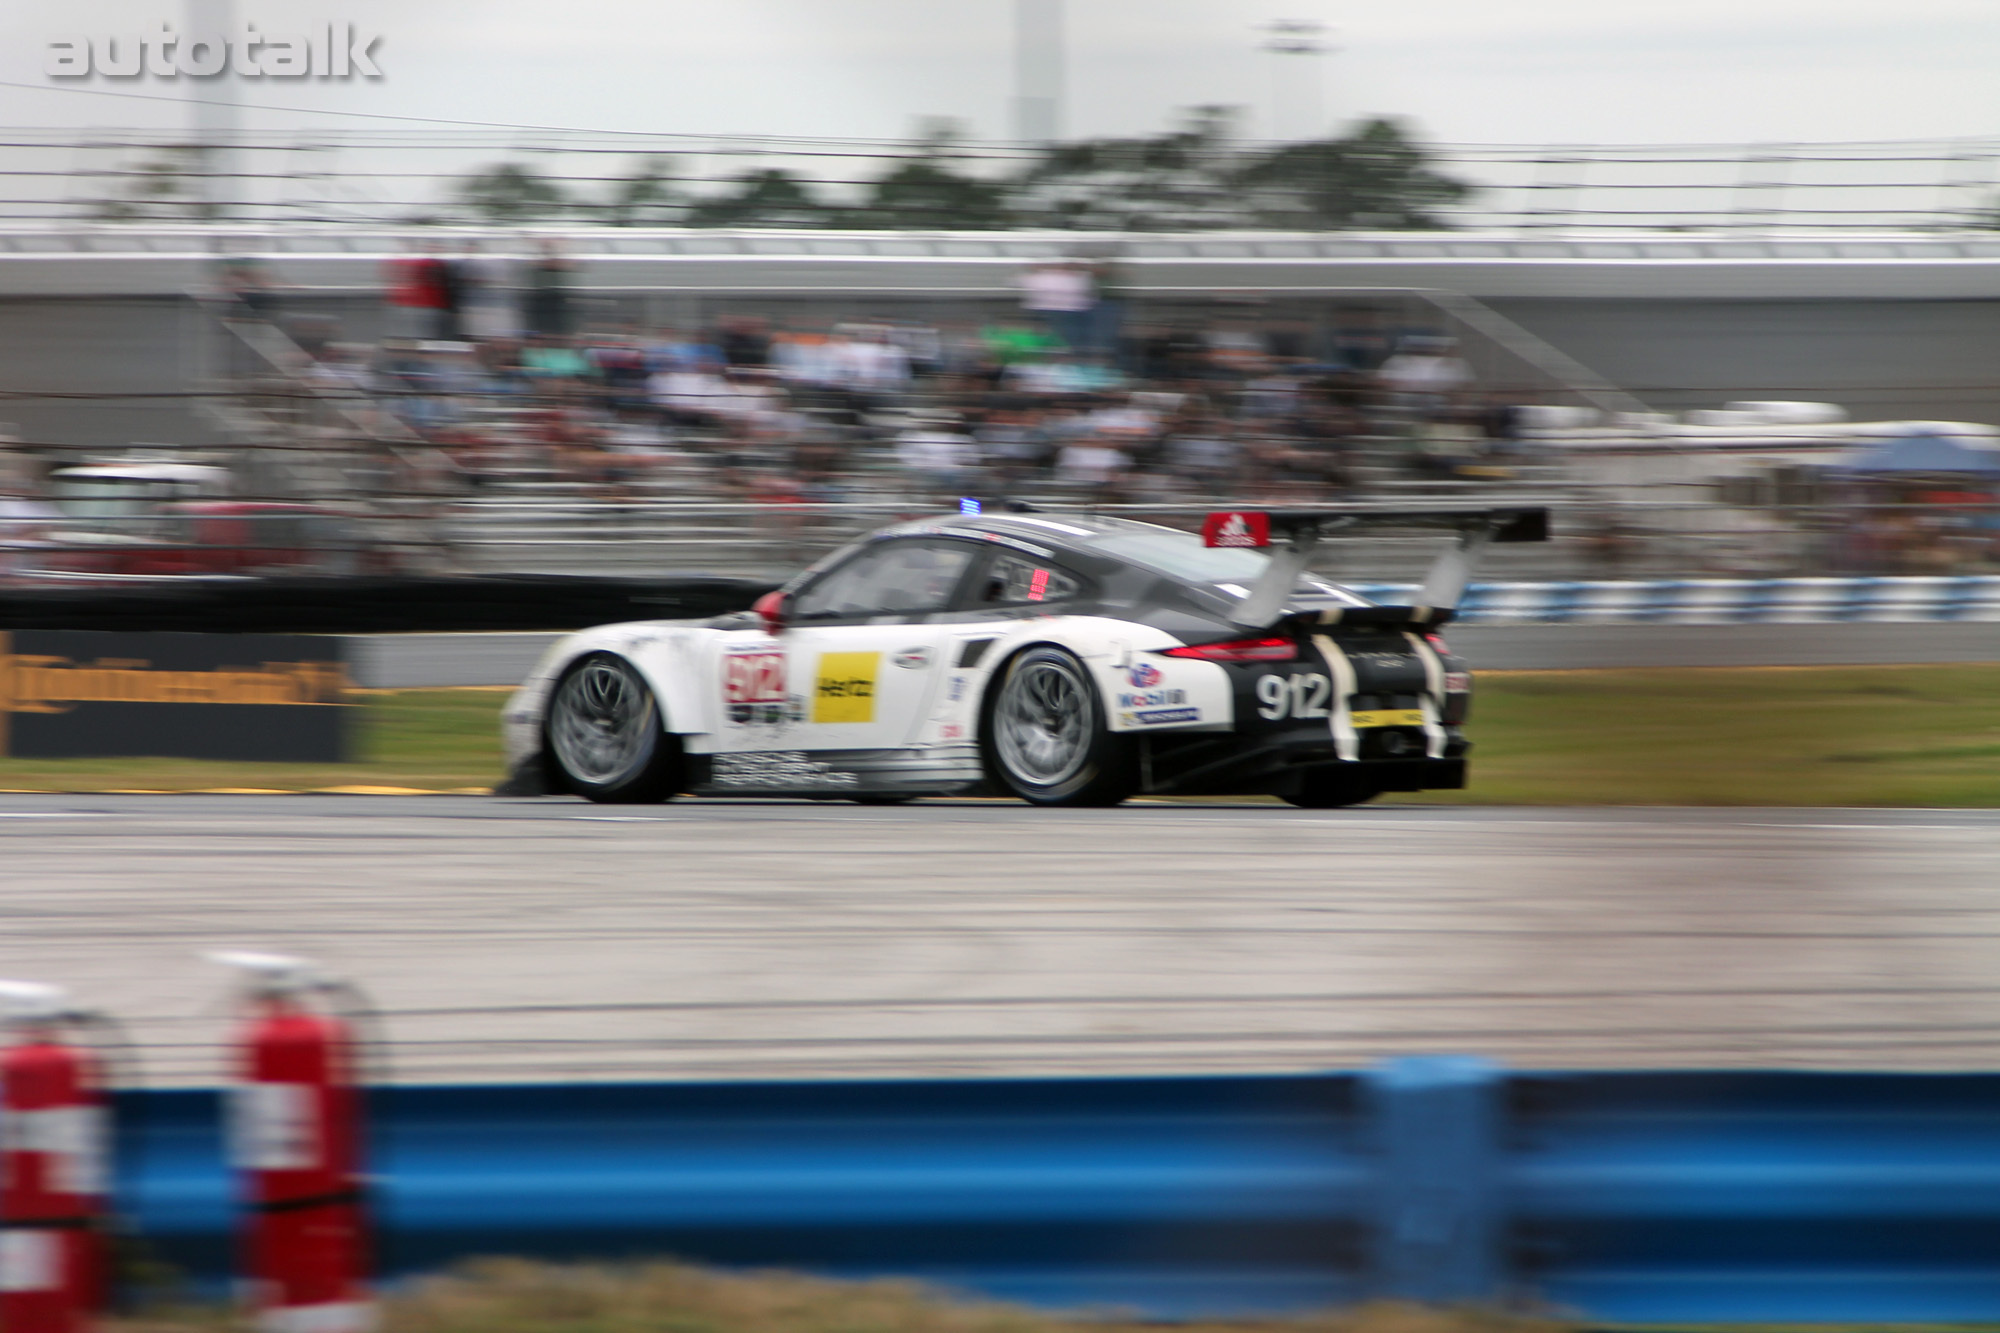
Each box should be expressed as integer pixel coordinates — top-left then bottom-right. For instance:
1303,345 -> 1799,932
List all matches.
1140,729 -> 1466,797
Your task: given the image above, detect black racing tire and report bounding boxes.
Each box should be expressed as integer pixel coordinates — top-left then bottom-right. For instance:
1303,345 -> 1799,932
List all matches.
981,645 -> 1136,807
1281,768 -> 1383,810
544,653 -> 683,803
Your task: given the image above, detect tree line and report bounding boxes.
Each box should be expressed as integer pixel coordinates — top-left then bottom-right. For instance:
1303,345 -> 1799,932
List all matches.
452,111 -> 1473,231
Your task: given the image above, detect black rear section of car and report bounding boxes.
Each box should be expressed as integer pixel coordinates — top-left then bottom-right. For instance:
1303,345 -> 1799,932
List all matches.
848,513 -> 1481,803
1128,621 -> 1468,800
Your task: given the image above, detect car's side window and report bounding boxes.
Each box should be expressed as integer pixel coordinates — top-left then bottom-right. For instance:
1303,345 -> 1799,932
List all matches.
791,540 -> 977,620
974,553 -> 1082,607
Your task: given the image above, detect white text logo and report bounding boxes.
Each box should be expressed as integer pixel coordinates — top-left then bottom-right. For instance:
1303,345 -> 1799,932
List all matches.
45,23 -> 383,79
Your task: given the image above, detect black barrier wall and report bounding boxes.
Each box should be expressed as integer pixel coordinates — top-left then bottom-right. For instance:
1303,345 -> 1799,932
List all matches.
0,631 -> 350,762
0,576 -> 775,636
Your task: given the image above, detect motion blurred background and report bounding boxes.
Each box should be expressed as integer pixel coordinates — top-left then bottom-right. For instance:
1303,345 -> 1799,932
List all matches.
3,5 -> 2000,1327
0,0 -> 1996,586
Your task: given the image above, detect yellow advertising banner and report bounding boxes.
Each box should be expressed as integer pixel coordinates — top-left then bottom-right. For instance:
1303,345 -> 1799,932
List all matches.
0,631 -> 352,761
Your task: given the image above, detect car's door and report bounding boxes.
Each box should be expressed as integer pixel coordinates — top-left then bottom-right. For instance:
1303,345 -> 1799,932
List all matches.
780,537 -> 979,754
702,537 -> 978,764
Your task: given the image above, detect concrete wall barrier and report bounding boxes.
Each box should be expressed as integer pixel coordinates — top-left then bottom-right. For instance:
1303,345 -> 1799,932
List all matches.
1356,576 -> 2000,624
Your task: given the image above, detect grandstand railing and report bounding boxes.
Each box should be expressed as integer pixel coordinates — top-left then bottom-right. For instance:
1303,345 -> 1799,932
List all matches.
5,130 -> 2000,233
16,497 -> 1997,585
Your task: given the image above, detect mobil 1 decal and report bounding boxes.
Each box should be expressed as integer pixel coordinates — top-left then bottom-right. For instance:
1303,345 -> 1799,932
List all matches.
1115,661 -> 1201,727
722,647 -> 802,727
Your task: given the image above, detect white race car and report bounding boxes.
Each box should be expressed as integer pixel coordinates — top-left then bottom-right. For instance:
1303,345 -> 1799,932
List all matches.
500,505 -> 1545,807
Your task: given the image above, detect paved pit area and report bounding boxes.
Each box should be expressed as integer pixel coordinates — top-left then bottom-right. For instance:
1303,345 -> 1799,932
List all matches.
4,795 -> 1998,1082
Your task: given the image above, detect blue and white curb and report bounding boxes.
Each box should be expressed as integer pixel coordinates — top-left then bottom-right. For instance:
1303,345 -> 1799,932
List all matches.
1350,577 -> 2000,624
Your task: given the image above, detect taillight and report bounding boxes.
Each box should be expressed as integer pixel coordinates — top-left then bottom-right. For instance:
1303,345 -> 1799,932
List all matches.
1160,636 -> 1297,663
1425,632 -> 1451,655
1442,670 -> 1471,725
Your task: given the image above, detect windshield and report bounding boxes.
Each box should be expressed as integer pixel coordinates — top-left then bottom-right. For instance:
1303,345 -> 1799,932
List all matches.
54,479 -> 164,520
50,478 -> 189,539
1087,528 -> 1365,602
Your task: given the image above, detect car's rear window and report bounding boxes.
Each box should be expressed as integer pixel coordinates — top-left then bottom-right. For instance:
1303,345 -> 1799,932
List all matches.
1087,529 -> 1365,601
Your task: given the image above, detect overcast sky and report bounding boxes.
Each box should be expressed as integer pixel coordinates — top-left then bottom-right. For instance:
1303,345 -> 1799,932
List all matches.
0,0 -> 1994,149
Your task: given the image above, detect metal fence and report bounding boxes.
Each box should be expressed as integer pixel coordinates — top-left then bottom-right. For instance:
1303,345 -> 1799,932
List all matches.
14,494 -> 1998,587
5,128 -> 2000,233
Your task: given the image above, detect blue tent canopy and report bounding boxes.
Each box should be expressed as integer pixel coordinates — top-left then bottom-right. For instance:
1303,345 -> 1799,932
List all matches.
1837,433 -> 2000,475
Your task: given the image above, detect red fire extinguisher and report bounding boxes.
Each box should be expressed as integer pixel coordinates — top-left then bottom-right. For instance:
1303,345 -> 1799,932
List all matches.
0,981 -> 108,1333
212,953 -> 374,1333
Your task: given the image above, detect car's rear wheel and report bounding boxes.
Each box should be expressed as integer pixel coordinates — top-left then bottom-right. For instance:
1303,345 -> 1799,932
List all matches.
1281,767 -> 1382,809
546,653 -> 682,803
984,646 -> 1135,807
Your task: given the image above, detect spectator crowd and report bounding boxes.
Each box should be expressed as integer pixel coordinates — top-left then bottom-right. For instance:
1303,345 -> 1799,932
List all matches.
270,243 -> 1534,507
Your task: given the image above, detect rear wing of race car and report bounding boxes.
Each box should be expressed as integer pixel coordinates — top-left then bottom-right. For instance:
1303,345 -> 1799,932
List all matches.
1202,505 -> 1551,630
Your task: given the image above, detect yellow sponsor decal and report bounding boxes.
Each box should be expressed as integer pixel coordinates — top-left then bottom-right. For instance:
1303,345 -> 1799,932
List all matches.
1350,708 -> 1426,729
811,652 -> 879,724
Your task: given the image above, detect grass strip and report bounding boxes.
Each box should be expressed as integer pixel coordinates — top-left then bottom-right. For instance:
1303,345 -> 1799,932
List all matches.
2,666 -> 1997,805
1412,664 -> 2000,807
111,1257 -> 1569,1333
0,689 -> 510,794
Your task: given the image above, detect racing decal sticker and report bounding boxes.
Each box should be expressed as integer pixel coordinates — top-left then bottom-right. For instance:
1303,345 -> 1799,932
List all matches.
1127,662 -> 1162,688
1350,708 -> 1427,729
722,649 -> 800,727
712,751 -> 859,790
1118,687 -> 1188,709
892,647 -> 934,670
812,652 -> 879,723
945,675 -> 969,702
1253,672 -> 1331,721
1201,511 -> 1271,548
1123,707 -> 1202,726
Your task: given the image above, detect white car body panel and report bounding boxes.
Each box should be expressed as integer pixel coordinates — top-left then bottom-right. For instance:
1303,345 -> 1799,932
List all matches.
502,613 -> 1237,794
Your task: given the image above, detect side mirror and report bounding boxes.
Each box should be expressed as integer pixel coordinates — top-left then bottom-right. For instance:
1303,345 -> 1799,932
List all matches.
752,589 -> 788,633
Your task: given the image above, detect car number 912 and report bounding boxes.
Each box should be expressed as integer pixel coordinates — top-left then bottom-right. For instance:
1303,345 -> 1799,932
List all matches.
1256,671 -> 1331,721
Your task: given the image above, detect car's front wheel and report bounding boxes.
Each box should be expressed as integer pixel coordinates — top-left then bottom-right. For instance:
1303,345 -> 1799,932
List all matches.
545,653 -> 682,803
984,646 -> 1135,807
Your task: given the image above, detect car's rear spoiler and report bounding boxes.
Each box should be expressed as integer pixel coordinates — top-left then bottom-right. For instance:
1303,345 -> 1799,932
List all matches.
1201,505 -> 1551,630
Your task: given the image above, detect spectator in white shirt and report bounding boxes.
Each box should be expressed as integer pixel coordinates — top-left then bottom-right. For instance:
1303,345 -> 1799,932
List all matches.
897,417 -> 981,494
1017,261 -> 1096,352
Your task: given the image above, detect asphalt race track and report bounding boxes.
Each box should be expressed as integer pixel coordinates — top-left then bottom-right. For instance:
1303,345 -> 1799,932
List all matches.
6,794 -> 1999,1083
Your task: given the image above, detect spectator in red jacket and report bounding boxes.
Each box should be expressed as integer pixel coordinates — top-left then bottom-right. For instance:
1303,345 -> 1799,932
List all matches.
384,242 -> 453,341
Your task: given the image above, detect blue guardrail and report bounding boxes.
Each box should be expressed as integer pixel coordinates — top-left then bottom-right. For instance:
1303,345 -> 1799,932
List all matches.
112,1059 -> 2000,1323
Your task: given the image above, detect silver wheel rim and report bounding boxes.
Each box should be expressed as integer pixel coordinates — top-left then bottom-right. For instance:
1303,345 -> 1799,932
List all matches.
550,659 -> 656,785
995,656 -> 1092,787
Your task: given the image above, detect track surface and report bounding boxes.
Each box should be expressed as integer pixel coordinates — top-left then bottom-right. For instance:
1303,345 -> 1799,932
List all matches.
6,794 -> 1999,1083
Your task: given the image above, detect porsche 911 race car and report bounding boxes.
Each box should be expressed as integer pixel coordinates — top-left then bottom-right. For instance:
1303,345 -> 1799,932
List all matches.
499,504 -> 1548,808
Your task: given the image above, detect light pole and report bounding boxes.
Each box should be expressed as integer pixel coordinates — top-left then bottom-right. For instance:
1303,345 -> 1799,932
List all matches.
186,0 -> 238,218
1014,0 -> 1064,145
1258,18 -> 1330,143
